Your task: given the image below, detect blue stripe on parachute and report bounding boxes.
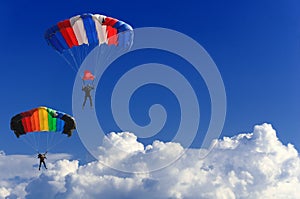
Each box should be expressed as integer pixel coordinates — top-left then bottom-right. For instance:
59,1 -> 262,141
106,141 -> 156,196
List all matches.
45,26 -> 64,53
45,25 -> 69,53
81,14 -> 99,45
113,21 -> 133,33
56,119 -> 65,132
54,31 -> 69,50
54,111 -> 65,132
122,30 -> 134,50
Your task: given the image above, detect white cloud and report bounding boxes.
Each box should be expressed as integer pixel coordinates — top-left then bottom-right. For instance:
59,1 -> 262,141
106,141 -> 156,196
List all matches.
0,187 -> 9,199
0,153 -> 71,199
1,123 -> 300,199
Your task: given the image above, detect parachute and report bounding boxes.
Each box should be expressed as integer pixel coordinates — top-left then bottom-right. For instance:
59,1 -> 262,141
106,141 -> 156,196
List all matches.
82,70 -> 95,81
82,69 -> 95,86
10,106 -> 76,138
44,13 -> 134,71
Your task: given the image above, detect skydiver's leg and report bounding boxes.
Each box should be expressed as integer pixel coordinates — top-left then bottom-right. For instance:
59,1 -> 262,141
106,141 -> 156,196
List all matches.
39,161 -> 42,170
88,96 -> 93,107
43,161 -> 47,169
83,96 -> 88,108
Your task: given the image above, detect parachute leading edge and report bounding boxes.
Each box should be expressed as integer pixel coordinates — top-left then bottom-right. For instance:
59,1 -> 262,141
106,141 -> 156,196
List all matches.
10,107 -> 76,138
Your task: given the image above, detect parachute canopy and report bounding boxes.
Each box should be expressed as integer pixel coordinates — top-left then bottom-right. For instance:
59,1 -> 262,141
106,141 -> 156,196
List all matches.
10,107 -> 76,138
44,13 -> 133,69
82,70 -> 95,81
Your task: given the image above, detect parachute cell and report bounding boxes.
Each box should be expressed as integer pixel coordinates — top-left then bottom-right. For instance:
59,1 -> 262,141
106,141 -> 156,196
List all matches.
10,107 -> 76,138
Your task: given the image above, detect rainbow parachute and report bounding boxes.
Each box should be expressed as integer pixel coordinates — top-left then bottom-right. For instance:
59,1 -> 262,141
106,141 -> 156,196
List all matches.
10,107 -> 76,138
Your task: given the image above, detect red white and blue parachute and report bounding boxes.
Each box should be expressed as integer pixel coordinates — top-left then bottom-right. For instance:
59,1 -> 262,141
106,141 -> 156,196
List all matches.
45,13 -> 133,70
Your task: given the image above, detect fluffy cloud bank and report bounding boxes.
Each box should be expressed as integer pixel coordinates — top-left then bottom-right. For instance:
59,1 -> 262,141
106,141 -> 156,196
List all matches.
1,123 -> 300,199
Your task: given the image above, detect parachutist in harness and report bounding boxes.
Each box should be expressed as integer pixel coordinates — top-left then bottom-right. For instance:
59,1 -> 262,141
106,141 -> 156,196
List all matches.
82,84 -> 94,109
38,152 -> 47,170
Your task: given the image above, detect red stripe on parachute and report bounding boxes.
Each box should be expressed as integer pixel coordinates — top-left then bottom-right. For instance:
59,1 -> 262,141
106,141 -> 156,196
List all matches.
103,17 -> 118,45
57,20 -> 79,48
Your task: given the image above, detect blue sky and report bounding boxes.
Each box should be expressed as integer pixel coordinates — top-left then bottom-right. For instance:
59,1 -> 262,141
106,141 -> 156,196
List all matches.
0,0 -> 299,162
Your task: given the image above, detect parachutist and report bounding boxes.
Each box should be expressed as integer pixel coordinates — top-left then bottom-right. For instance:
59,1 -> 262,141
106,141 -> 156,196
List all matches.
82,84 -> 94,109
38,152 -> 47,170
